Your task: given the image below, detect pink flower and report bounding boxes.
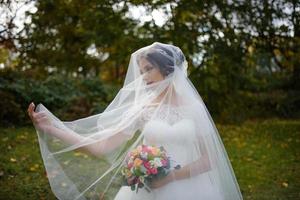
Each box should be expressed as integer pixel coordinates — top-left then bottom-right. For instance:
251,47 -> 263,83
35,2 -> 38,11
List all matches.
150,168 -> 158,175
142,146 -> 151,154
143,161 -> 151,169
146,169 -> 151,175
128,162 -> 133,169
161,159 -> 167,166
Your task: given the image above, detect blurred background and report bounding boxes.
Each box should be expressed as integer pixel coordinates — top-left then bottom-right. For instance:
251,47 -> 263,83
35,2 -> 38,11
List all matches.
0,0 -> 299,199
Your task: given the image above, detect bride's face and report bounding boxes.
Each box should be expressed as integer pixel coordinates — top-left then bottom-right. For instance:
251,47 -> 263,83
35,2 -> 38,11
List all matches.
139,57 -> 165,85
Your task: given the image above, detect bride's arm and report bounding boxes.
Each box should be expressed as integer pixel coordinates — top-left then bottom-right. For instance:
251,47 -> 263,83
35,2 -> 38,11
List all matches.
28,102 -> 131,158
170,134 -> 212,181
45,125 -> 131,158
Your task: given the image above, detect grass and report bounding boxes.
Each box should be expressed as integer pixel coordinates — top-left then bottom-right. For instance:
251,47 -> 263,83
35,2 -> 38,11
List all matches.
0,118 -> 299,200
218,118 -> 300,200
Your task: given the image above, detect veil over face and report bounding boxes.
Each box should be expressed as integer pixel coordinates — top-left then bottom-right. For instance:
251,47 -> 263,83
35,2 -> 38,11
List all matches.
34,42 -> 243,200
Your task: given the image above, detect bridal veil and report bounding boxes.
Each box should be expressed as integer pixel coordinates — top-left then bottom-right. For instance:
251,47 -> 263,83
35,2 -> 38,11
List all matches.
34,42 -> 243,200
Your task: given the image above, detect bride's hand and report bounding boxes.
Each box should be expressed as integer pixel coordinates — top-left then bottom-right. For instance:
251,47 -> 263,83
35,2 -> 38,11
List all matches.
27,102 -> 52,132
150,172 -> 174,189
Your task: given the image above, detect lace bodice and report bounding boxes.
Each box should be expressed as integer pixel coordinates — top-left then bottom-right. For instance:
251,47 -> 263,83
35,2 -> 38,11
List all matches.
136,104 -> 185,130
121,104 -> 191,136
140,105 -> 198,167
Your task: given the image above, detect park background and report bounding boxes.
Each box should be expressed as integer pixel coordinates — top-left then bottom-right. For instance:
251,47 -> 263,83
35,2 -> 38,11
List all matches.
0,0 -> 299,199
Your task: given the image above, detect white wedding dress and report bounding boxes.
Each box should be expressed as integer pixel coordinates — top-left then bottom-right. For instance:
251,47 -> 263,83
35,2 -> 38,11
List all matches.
114,105 -> 224,200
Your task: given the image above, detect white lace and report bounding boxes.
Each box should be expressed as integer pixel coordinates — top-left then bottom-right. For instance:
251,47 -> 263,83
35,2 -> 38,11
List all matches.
138,104 -> 184,127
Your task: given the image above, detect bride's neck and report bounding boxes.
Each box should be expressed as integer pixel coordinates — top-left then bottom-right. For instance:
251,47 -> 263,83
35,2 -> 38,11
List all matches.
151,85 -> 178,105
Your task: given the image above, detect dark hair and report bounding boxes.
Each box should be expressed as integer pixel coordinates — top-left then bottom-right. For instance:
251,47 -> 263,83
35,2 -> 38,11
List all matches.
142,45 -> 185,77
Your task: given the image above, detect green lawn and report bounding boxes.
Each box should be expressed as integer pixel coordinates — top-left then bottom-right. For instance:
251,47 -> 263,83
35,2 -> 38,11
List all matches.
0,118 -> 299,200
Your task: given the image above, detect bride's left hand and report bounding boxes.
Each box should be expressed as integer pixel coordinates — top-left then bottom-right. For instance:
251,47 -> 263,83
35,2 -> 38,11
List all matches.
150,172 -> 174,189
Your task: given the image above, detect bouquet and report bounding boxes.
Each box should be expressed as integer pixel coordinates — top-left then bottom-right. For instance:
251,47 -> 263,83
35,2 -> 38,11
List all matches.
121,144 -> 180,193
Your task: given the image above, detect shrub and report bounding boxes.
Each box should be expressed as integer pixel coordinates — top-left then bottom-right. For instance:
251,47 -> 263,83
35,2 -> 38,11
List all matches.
0,70 -> 110,126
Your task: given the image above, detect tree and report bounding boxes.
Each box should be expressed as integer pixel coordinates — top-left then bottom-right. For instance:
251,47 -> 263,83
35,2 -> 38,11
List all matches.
17,0 -> 138,80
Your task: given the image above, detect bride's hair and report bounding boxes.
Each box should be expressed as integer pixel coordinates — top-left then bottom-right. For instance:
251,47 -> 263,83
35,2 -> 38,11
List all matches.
138,43 -> 186,77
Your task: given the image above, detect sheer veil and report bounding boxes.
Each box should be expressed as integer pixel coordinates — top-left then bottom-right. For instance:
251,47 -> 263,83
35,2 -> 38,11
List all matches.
34,42 -> 243,199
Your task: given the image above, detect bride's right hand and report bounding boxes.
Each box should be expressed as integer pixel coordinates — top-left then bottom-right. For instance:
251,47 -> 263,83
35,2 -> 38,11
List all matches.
27,102 -> 52,132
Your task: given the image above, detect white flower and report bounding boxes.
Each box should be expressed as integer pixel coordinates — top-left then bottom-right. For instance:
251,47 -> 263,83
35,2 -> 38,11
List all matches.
152,157 -> 163,167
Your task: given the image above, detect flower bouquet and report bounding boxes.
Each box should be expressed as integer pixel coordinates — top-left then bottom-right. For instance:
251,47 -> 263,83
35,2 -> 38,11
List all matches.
121,144 -> 181,193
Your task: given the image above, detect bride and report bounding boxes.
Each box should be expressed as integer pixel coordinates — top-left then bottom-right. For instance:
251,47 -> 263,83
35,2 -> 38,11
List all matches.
28,42 -> 243,200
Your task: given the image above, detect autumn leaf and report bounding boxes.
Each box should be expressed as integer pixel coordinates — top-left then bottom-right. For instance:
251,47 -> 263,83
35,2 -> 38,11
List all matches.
282,182 -> 288,188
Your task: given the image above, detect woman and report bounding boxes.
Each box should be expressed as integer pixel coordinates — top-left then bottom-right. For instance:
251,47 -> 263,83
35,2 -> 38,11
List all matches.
28,42 -> 243,200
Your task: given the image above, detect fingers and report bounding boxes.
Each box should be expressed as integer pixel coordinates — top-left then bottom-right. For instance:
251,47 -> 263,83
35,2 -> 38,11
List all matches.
35,115 -> 48,124
35,111 -> 47,118
150,181 -> 158,188
27,102 -> 46,122
27,102 -> 35,118
32,111 -> 47,122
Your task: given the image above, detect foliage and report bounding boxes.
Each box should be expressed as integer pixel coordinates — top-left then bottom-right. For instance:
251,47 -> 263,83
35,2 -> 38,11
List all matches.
17,0 -> 139,82
0,69 -> 110,126
0,0 -> 299,122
